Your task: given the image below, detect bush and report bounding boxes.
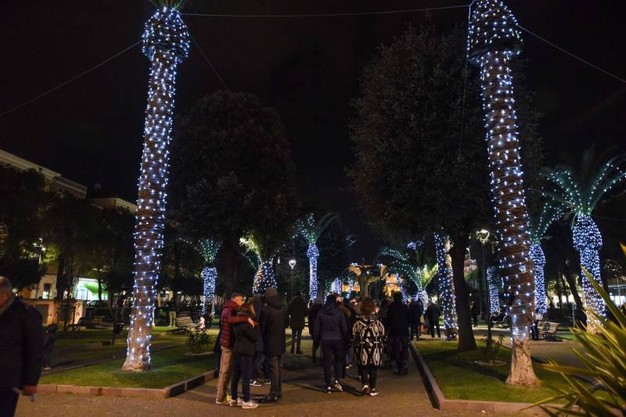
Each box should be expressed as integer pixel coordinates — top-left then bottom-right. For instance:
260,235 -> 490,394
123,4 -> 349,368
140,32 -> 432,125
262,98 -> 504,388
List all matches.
186,330 -> 211,353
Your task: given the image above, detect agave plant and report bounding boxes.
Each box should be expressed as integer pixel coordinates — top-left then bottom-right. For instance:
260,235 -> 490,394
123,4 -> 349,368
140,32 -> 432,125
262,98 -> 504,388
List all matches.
536,260 -> 626,416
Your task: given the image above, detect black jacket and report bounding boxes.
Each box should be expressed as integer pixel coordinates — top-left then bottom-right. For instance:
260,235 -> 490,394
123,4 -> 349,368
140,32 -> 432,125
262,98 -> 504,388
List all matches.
260,295 -> 289,356
386,301 -> 410,336
408,301 -> 424,324
0,298 -> 44,390
288,295 -> 307,330
313,302 -> 347,342
233,312 -> 258,357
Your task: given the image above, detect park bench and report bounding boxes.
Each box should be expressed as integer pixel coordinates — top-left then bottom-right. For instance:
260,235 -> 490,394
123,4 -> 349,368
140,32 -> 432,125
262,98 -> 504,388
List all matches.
539,321 -> 560,341
69,315 -> 105,331
174,316 -> 198,333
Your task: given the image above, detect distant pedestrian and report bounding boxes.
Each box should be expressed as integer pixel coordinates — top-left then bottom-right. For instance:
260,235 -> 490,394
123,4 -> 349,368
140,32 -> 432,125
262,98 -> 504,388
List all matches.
0,277 -> 44,417
308,296 -> 323,363
215,293 -> 254,405
288,292 -> 307,354
168,301 -> 177,327
425,301 -> 441,338
259,287 -> 289,403
353,297 -> 385,397
314,293 -> 347,393
470,301 -> 479,327
385,291 -> 410,375
230,302 -> 259,409
42,324 -> 58,371
408,298 -> 423,340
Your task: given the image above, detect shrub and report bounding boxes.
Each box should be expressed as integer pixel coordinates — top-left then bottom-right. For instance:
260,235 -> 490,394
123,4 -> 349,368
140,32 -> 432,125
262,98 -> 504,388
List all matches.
186,330 -> 211,353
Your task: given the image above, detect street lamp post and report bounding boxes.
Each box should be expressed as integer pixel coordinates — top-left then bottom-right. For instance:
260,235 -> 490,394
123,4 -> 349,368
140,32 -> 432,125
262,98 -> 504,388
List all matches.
476,229 -> 493,349
289,259 -> 296,300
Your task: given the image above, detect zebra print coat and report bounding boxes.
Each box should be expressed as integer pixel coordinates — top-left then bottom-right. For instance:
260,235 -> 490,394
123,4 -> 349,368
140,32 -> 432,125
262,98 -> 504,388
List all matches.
352,314 -> 386,367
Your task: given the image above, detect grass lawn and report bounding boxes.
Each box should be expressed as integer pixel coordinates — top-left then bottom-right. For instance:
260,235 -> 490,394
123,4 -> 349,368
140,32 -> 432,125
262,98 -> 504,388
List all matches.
417,338 -> 568,404
42,327 -> 218,389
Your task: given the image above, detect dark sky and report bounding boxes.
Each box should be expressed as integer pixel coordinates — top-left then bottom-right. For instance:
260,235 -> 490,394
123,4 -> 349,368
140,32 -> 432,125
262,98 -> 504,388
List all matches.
2,1 -> 625,259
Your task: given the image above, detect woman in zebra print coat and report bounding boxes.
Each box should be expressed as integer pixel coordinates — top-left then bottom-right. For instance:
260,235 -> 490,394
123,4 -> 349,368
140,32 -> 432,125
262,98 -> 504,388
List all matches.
352,297 -> 386,396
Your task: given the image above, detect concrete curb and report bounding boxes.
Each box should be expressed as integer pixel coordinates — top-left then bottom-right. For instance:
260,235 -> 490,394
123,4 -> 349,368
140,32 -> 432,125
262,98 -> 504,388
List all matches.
410,343 -> 548,416
39,370 -> 216,399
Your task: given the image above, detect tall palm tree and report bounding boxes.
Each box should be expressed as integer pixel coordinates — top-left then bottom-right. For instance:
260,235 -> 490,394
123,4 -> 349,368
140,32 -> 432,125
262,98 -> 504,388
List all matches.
528,203 -> 563,315
122,1 -> 189,371
240,234 -> 278,295
468,0 -> 537,385
434,233 -> 458,340
296,212 -> 338,301
542,149 -> 626,332
179,237 -> 221,315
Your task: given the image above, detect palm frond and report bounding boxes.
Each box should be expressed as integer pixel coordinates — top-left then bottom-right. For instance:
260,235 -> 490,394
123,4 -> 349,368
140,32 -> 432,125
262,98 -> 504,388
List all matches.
529,202 -> 563,242
296,212 -> 339,243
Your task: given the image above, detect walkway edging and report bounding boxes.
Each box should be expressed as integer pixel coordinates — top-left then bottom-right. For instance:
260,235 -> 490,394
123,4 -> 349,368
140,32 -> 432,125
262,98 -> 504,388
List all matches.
410,343 -> 548,416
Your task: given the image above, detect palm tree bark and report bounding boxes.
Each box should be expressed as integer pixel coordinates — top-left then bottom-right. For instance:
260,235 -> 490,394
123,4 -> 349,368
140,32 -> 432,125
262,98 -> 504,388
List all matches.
450,232 -> 477,351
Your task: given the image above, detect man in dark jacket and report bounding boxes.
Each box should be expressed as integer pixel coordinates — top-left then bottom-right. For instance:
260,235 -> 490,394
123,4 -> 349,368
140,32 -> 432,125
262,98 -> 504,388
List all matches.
408,298 -> 424,340
259,287 -> 289,402
307,296 -> 323,362
425,301 -> 441,338
288,292 -> 307,354
385,291 -> 410,375
314,293 -> 347,393
0,277 -> 43,417
215,292 -> 254,405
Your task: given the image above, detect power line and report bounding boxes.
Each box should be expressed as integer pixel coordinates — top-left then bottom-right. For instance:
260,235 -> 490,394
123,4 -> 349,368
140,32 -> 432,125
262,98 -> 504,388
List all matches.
182,4 -> 469,19
0,40 -> 141,118
518,24 -> 626,85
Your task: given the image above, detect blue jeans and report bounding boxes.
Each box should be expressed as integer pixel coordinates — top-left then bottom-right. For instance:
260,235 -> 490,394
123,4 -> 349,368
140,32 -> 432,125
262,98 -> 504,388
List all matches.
231,354 -> 253,402
321,340 -> 344,386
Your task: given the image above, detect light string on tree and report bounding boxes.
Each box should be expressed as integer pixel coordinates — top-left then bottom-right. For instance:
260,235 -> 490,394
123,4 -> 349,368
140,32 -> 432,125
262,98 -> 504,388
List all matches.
123,6 -> 189,371
253,261 -> 278,295
196,238 -> 221,315
487,266 -> 501,314
468,0 -> 534,343
296,213 -> 337,301
434,233 -> 458,340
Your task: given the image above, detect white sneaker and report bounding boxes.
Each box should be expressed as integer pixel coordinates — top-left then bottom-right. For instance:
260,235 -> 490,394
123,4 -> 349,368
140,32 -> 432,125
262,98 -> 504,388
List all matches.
332,380 -> 343,392
241,400 -> 259,409
229,398 -> 243,407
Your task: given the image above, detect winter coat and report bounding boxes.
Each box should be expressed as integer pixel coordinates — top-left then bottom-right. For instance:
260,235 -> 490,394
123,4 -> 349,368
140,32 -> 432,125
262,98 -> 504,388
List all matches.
425,303 -> 441,323
260,295 -> 289,356
0,297 -> 44,390
313,302 -> 347,342
408,301 -> 424,324
233,312 -> 258,357
253,297 -> 266,352
385,300 -> 410,336
288,295 -> 307,330
352,315 -> 386,367
308,303 -> 322,335
219,300 -> 249,349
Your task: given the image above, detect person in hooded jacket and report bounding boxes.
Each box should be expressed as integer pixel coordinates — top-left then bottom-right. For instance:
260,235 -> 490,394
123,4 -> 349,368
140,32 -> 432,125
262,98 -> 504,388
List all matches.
230,302 -> 259,409
307,296 -> 323,363
288,292 -> 307,354
259,287 -> 289,403
385,291 -> 410,375
313,293 -> 348,393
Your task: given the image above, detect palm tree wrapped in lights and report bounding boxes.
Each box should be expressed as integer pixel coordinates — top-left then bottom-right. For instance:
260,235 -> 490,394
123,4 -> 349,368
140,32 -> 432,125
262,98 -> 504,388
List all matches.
433,233 -> 458,340
487,266 -> 501,314
240,234 -> 278,295
123,0 -> 189,372
528,203 -> 563,315
180,238 -> 221,316
542,149 -> 626,332
296,212 -> 338,301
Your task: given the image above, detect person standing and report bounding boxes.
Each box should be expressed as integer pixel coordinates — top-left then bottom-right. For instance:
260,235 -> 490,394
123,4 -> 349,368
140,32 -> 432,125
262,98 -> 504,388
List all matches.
425,301 -> 441,338
314,293 -> 347,393
408,298 -> 423,340
0,277 -> 44,417
259,287 -> 289,403
288,292 -> 307,354
385,291 -> 410,375
250,295 -> 270,387
353,297 -> 385,397
230,302 -> 259,409
307,296 -> 323,363
470,301 -> 479,327
215,293 -> 254,405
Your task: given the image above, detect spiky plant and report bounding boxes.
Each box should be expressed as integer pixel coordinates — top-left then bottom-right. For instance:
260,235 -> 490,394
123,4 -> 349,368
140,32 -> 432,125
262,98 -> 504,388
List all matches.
542,149 -> 626,332
295,212 -> 338,301
529,202 -> 564,314
535,261 -> 626,416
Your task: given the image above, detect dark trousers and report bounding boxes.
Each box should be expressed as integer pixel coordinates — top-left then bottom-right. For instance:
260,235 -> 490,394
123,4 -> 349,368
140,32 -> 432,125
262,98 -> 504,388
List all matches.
389,335 -> 409,370
267,355 -> 283,396
428,320 -> 441,338
253,351 -> 270,379
231,354 -> 253,402
321,340 -> 344,386
409,322 -> 420,339
358,364 -> 378,389
0,390 -> 19,417
290,328 -> 303,352
312,338 -> 320,360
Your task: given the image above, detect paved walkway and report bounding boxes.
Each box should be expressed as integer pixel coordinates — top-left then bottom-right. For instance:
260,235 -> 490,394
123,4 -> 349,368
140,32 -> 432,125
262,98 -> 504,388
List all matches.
17,328 -> 581,417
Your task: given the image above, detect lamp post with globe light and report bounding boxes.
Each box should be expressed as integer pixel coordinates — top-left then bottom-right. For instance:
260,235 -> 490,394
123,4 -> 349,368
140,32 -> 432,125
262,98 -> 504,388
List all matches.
289,259 -> 296,300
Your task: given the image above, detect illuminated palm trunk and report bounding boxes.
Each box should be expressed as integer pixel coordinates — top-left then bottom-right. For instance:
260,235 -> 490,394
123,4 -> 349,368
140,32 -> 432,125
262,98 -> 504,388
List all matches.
201,266 -> 217,316
469,0 -> 537,385
434,233 -> 457,340
253,261 -> 278,295
123,7 -> 189,371
487,266 -> 501,314
307,243 -> 320,301
572,214 -> 604,333
529,243 -> 547,314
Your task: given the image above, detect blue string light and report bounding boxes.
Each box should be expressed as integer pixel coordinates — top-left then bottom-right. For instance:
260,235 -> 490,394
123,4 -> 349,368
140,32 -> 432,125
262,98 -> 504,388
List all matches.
434,233 -> 457,340
487,266 -> 501,314
296,213 -> 337,301
123,6 -> 189,371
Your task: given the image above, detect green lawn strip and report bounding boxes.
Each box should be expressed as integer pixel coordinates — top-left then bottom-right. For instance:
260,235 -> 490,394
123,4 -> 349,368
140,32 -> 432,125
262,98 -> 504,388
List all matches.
42,344 -> 217,388
417,340 -> 569,403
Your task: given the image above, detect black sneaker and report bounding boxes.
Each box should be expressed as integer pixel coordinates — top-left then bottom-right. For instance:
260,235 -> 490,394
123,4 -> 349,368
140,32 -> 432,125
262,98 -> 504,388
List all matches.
369,388 -> 379,397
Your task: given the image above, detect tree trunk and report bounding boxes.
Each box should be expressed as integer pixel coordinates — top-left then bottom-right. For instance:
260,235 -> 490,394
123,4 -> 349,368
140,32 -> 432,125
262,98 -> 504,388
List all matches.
562,266 -> 583,311
55,252 -> 66,300
450,232 -> 476,351
307,243 -> 320,301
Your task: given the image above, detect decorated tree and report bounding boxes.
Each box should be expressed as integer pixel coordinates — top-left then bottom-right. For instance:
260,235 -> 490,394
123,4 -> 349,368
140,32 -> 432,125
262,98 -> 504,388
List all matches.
487,266 -> 501,314
434,233 -> 458,340
123,1 -> 189,372
468,0 -> 537,385
179,237 -> 221,315
296,212 -> 338,301
240,234 -> 278,295
542,148 -> 626,332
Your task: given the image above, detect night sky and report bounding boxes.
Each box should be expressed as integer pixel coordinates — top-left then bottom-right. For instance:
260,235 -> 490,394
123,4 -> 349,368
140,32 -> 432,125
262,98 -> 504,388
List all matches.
2,1 -> 625,259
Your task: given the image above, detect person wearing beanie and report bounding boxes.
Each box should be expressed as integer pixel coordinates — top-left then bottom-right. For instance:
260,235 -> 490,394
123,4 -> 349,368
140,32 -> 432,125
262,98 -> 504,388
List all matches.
259,288 -> 289,402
